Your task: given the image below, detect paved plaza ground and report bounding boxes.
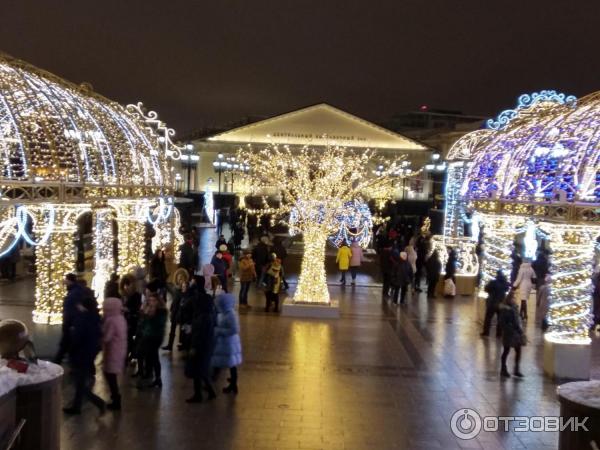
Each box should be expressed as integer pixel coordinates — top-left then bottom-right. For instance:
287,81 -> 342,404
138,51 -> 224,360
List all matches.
2,227 -> 600,449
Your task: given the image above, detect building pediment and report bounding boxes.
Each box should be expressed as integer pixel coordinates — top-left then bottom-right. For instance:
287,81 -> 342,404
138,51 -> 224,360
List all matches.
208,103 -> 426,151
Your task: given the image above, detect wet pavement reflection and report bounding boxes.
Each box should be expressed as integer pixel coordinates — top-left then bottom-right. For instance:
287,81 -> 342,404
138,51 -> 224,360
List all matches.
2,226 -> 599,449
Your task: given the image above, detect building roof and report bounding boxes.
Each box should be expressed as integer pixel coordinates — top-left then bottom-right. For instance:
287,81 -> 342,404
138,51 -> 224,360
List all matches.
207,103 -> 427,151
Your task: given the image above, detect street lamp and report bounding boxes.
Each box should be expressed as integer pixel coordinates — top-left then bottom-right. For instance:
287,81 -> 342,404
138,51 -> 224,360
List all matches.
180,143 -> 198,195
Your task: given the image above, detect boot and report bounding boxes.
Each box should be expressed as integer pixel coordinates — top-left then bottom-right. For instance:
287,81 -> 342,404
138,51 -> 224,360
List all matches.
500,366 -> 510,378
186,394 -> 203,403
107,395 -> 121,411
223,383 -> 238,394
513,364 -> 524,377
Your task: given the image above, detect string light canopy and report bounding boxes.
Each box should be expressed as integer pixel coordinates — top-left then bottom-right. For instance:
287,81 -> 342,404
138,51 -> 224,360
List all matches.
0,52 -> 182,324
238,143 -> 406,305
459,89 -> 600,344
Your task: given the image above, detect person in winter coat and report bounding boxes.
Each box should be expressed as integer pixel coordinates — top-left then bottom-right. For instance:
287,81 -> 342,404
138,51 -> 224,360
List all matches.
121,275 -> 142,364
263,256 -> 284,312
498,289 -> 525,378
390,251 -> 413,305
510,249 -> 522,284
136,294 -> 168,389
532,250 -> 550,290
272,237 -> 289,289
202,263 -> 215,294
336,242 -> 353,285
211,251 -> 228,293
102,297 -> 127,411
415,235 -> 430,292
219,244 -> 233,273
445,248 -> 457,284
163,268 -> 189,351
238,251 -> 256,308
215,234 -> 227,250
425,250 -> 442,298
149,249 -> 168,285
513,261 -> 536,321
252,236 -> 271,287
63,296 -> 105,415
211,293 -> 242,394
185,277 -> 217,403
405,245 -> 418,289
536,274 -> 551,332
379,245 -> 393,297
179,237 -> 197,275
349,241 -> 364,285
54,273 -> 87,364
481,270 -> 510,337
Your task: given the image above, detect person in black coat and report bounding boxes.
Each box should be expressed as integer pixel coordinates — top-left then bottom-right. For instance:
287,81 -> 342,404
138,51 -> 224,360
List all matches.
211,251 -> 228,293
532,250 -> 550,290
215,234 -> 227,251
252,237 -> 271,287
498,289 -> 525,378
390,251 -> 413,305
63,296 -> 106,415
425,250 -> 442,298
379,245 -> 393,297
481,270 -> 510,337
179,237 -> 197,275
510,248 -> 522,284
54,273 -> 87,364
414,235 -> 429,292
185,276 -> 217,403
149,249 -> 168,284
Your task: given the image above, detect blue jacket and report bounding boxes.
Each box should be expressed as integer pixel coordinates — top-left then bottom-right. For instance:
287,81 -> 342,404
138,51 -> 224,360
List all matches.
210,294 -> 242,368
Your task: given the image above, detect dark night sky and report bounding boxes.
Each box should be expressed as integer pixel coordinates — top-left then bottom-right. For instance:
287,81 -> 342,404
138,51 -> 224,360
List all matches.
2,1 -> 599,135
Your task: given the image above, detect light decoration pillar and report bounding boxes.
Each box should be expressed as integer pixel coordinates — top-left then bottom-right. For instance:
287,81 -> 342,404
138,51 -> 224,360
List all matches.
151,205 -> 184,264
31,204 -> 90,324
477,213 -> 525,295
109,200 -> 147,275
91,207 -> 116,304
294,225 -> 330,304
538,224 -> 594,343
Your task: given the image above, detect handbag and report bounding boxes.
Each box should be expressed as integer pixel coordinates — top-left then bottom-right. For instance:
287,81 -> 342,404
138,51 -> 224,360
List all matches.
519,333 -> 528,346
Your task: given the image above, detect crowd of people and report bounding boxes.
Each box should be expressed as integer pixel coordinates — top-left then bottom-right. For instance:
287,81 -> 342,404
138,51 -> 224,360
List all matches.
55,260 -> 243,414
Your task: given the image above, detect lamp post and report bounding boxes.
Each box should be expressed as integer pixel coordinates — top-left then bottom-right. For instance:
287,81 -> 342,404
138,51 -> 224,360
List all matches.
180,143 -> 198,195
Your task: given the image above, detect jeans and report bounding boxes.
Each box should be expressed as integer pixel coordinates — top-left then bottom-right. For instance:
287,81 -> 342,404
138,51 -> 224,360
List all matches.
239,281 -> 251,305
265,291 -> 280,312
104,372 -> 120,402
340,270 -> 348,283
382,273 -> 391,297
217,274 -> 228,292
144,344 -> 161,381
391,283 -> 409,304
501,344 -> 522,372
71,367 -> 104,411
350,266 -> 358,281
482,304 -> 501,336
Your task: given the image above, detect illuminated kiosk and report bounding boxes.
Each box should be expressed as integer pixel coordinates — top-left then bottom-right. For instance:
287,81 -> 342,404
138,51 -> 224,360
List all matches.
462,90 -> 598,379
0,53 -> 184,324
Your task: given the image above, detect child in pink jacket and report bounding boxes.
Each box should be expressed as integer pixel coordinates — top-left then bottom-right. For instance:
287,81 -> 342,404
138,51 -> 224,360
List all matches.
102,297 -> 127,410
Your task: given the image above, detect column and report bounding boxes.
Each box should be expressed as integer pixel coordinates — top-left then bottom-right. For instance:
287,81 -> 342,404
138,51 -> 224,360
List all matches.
31,204 -> 90,325
91,207 -> 116,304
108,200 -> 147,276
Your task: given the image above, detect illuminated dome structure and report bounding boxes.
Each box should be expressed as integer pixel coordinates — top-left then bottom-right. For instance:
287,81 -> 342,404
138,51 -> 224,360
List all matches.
462,90 -> 600,347
0,52 -> 184,324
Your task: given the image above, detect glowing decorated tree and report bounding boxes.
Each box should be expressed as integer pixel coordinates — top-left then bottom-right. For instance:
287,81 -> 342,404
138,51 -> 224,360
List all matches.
239,144 -> 406,305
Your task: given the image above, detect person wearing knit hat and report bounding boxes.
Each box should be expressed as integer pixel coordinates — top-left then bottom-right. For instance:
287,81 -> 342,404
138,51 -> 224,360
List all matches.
263,256 -> 283,312
390,251 -> 413,305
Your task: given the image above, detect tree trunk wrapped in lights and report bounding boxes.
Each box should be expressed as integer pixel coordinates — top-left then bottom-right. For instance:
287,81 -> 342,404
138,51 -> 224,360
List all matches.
238,144 -> 406,305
